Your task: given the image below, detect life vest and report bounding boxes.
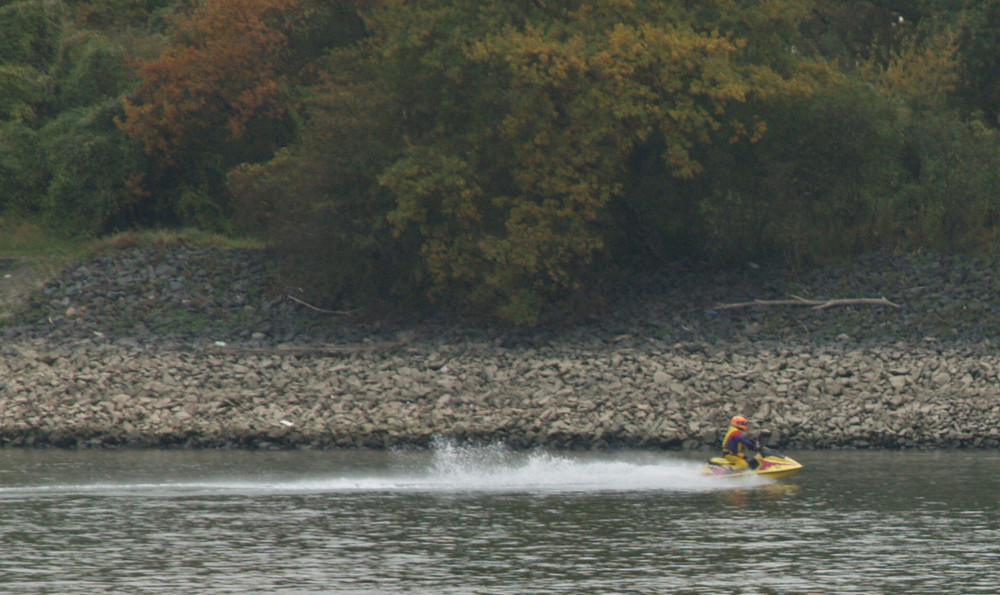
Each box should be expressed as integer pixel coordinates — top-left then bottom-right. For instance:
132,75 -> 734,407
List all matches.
722,424 -> 745,456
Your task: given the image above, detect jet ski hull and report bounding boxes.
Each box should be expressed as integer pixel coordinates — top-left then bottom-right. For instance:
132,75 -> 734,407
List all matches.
701,448 -> 803,479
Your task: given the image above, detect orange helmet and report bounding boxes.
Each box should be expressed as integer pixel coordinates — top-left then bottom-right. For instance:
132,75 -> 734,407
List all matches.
731,415 -> 749,431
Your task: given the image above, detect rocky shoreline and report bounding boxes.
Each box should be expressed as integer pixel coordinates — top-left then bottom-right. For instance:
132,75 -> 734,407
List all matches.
1,247 -> 999,450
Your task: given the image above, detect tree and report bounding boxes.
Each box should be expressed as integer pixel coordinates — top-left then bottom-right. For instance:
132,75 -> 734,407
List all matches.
50,32 -> 138,112
0,64 -> 45,123
120,0 -> 300,165
119,0 -> 367,227
957,0 -> 1000,125
244,0 -> 820,323
0,0 -> 60,69
229,50 -> 408,306
119,0 -> 303,226
377,0 -> 819,322
0,122 -> 48,215
0,1 -> 150,230
41,100 -> 147,234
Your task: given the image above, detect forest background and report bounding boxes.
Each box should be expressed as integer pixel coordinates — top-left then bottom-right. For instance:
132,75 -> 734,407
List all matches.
2,0 -> 1000,325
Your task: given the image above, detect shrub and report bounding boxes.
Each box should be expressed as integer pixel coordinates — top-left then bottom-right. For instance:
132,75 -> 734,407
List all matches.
0,0 -> 60,68
0,121 -> 48,215
50,32 -> 138,111
39,100 -> 146,234
0,64 -> 44,123
881,114 -> 1000,251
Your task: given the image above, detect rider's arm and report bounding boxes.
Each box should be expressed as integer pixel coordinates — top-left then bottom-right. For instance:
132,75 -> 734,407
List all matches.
734,434 -> 759,450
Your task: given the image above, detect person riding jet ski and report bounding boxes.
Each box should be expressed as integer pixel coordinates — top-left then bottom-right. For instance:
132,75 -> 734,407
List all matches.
722,415 -> 761,469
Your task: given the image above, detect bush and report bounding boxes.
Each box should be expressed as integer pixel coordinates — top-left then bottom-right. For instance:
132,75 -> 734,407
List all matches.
50,32 -> 138,111
0,0 -> 60,68
39,100 -> 146,234
0,63 -> 45,123
0,121 -> 48,215
228,64 -> 409,309
612,72 -> 905,268
696,76 -> 905,266
882,114 -> 1000,251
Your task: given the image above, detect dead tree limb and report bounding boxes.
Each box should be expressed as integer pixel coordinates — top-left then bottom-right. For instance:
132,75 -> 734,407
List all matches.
715,295 -> 900,310
286,294 -> 354,315
215,342 -> 403,356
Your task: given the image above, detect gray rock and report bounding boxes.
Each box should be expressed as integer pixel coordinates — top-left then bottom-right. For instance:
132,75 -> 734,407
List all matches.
0,247 -> 998,449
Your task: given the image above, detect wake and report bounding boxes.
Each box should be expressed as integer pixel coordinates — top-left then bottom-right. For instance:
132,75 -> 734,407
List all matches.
0,440 -> 762,496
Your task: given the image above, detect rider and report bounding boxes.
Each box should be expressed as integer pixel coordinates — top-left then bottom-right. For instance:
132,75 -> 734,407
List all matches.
722,415 -> 761,469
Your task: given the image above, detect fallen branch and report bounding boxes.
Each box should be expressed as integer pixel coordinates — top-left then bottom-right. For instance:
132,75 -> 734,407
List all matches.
214,342 -> 403,356
286,294 -> 354,315
716,295 -> 900,310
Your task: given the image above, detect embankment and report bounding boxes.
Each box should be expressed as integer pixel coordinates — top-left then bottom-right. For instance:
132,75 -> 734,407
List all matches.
1,247 -> 998,449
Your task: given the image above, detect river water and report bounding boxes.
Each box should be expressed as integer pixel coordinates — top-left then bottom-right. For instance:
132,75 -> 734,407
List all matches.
0,445 -> 995,594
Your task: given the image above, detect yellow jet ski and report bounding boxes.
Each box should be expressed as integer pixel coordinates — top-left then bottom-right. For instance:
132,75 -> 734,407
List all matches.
702,446 -> 803,480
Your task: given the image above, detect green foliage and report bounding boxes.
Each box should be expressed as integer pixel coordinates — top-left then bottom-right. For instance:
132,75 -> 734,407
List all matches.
612,69 -> 904,268
228,52 -> 408,307
0,1 -> 155,231
38,100 -> 146,234
857,30 -> 961,113
50,32 -> 138,111
801,1 -> 955,65
956,0 -> 1000,125
882,115 -> 1000,251
335,0 -> 817,323
0,63 -> 45,122
0,122 -> 48,214
0,0 -> 60,68
118,0 -> 366,230
63,0 -> 177,30
0,220 -> 88,256
8,0 -> 1000,326
379,144 -> 528,310
717,78 -> 904,265
284,0 -> 367,65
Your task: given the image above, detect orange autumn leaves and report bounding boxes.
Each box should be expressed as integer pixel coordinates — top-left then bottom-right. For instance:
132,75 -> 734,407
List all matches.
120,0 -> 298,165
118,0 -> 819,322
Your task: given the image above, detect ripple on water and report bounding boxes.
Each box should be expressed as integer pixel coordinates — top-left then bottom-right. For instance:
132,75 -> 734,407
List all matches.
0,449 -> 995,593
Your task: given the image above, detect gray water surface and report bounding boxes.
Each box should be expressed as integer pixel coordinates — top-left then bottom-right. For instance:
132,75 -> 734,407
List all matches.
0,447 -> 995,594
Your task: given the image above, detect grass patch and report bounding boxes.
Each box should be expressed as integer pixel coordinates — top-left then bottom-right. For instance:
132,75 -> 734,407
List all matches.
1,218 -> 266,254
88,228 -> 267,254
0,221 -> 264,257
0,220 -> 91,257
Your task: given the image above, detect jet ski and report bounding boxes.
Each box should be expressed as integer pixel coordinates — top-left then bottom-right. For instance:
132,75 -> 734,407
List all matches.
702,446 -> 803,479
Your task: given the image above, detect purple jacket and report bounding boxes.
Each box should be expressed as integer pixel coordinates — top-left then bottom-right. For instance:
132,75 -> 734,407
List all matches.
723,427 -> 758,454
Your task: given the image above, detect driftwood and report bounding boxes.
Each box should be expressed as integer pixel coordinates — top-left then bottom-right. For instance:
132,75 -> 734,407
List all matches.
716,295 -> 900,311
214,342 -> 404,356
286,294 -> 354,315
